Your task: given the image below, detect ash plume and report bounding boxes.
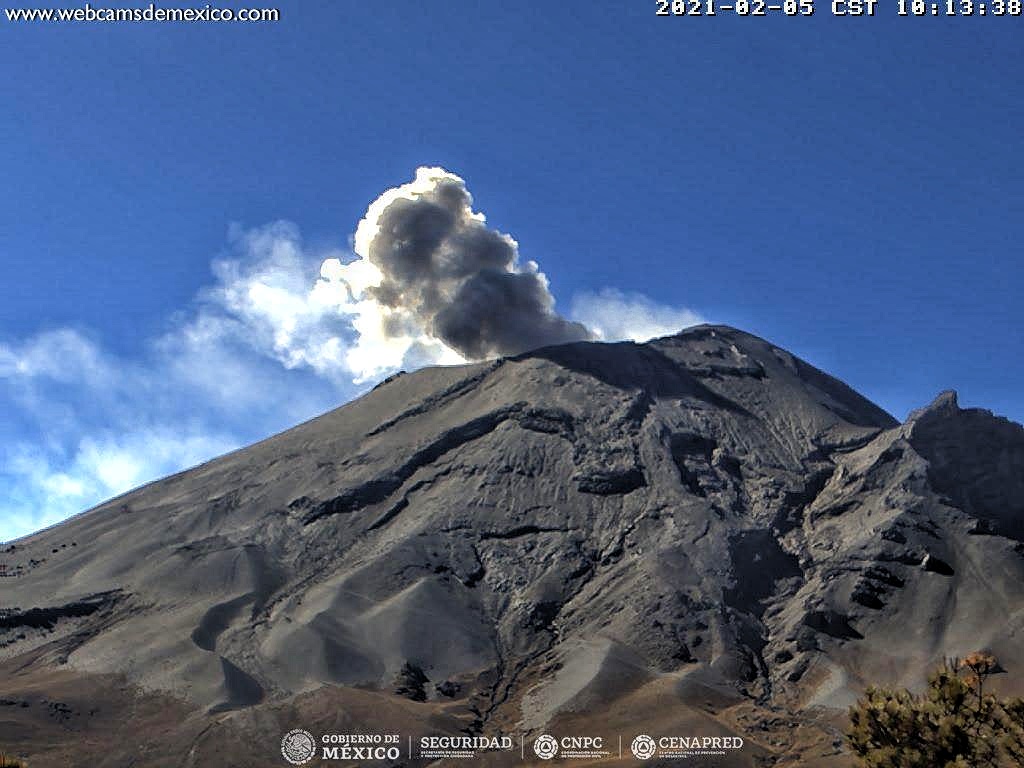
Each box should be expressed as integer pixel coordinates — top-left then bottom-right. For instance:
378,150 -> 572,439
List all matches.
351,167 -> 594,360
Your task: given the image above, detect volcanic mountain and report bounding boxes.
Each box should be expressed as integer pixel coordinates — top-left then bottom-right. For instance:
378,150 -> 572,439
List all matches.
2,325 -> 1023,767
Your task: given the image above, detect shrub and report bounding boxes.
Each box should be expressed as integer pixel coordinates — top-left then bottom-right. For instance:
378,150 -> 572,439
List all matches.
847,652 -> 1024,767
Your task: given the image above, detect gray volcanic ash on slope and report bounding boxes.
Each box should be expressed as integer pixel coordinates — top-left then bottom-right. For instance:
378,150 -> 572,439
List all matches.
2,326 -> 1024,767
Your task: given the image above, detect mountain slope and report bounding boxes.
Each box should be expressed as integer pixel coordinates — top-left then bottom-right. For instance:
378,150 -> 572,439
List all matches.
2,325 -> 1022,767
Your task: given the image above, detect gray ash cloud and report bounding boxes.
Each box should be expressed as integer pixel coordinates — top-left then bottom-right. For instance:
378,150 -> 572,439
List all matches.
355,168 -> 594,359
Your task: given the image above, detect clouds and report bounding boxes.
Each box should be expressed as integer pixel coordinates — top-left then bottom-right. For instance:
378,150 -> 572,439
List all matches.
0,226 -> 350,542
0,167 -> 704,542
202,219 -> 465,385
0,325 -> 251,538
570,288 -> 705,343
2,429 -> 238,539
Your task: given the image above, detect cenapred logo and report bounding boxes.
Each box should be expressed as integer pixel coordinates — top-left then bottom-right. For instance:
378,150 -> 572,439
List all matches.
630,734 -> 657,760
280,728 -> 317,765
630,734 -> 744,760
533,734 -> 559,760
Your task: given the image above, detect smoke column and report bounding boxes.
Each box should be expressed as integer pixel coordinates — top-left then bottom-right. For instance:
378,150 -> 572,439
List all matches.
347,167 -> 594,360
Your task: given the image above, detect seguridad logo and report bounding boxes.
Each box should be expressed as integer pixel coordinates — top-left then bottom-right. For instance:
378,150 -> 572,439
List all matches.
417,735 -> 514,760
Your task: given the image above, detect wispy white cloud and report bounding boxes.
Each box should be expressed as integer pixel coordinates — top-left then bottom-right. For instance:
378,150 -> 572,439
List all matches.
199,220 -> 463,385
1,429 -> 239,539
570,288 -> 704,343
0,225 -> 356,542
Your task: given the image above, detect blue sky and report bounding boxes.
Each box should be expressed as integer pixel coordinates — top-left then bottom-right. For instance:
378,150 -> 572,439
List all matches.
1,1 -> 1021,540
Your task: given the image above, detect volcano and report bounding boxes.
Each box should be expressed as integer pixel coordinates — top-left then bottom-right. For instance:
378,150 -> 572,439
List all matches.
2,325 -> 1023,767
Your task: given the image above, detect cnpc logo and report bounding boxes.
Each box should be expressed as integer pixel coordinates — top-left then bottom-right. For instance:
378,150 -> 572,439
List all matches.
532,734 -> 605,760
533,734 -> 559,760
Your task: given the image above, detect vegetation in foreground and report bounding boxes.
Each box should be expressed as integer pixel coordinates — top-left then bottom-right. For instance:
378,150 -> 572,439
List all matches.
848,652 -> 1024,767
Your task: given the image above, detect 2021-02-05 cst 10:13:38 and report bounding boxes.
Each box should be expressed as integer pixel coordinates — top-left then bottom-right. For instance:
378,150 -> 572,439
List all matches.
656,0 -> 1022,13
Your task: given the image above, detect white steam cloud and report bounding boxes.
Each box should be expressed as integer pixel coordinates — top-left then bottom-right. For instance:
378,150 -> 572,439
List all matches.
571,288 -> 705,343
